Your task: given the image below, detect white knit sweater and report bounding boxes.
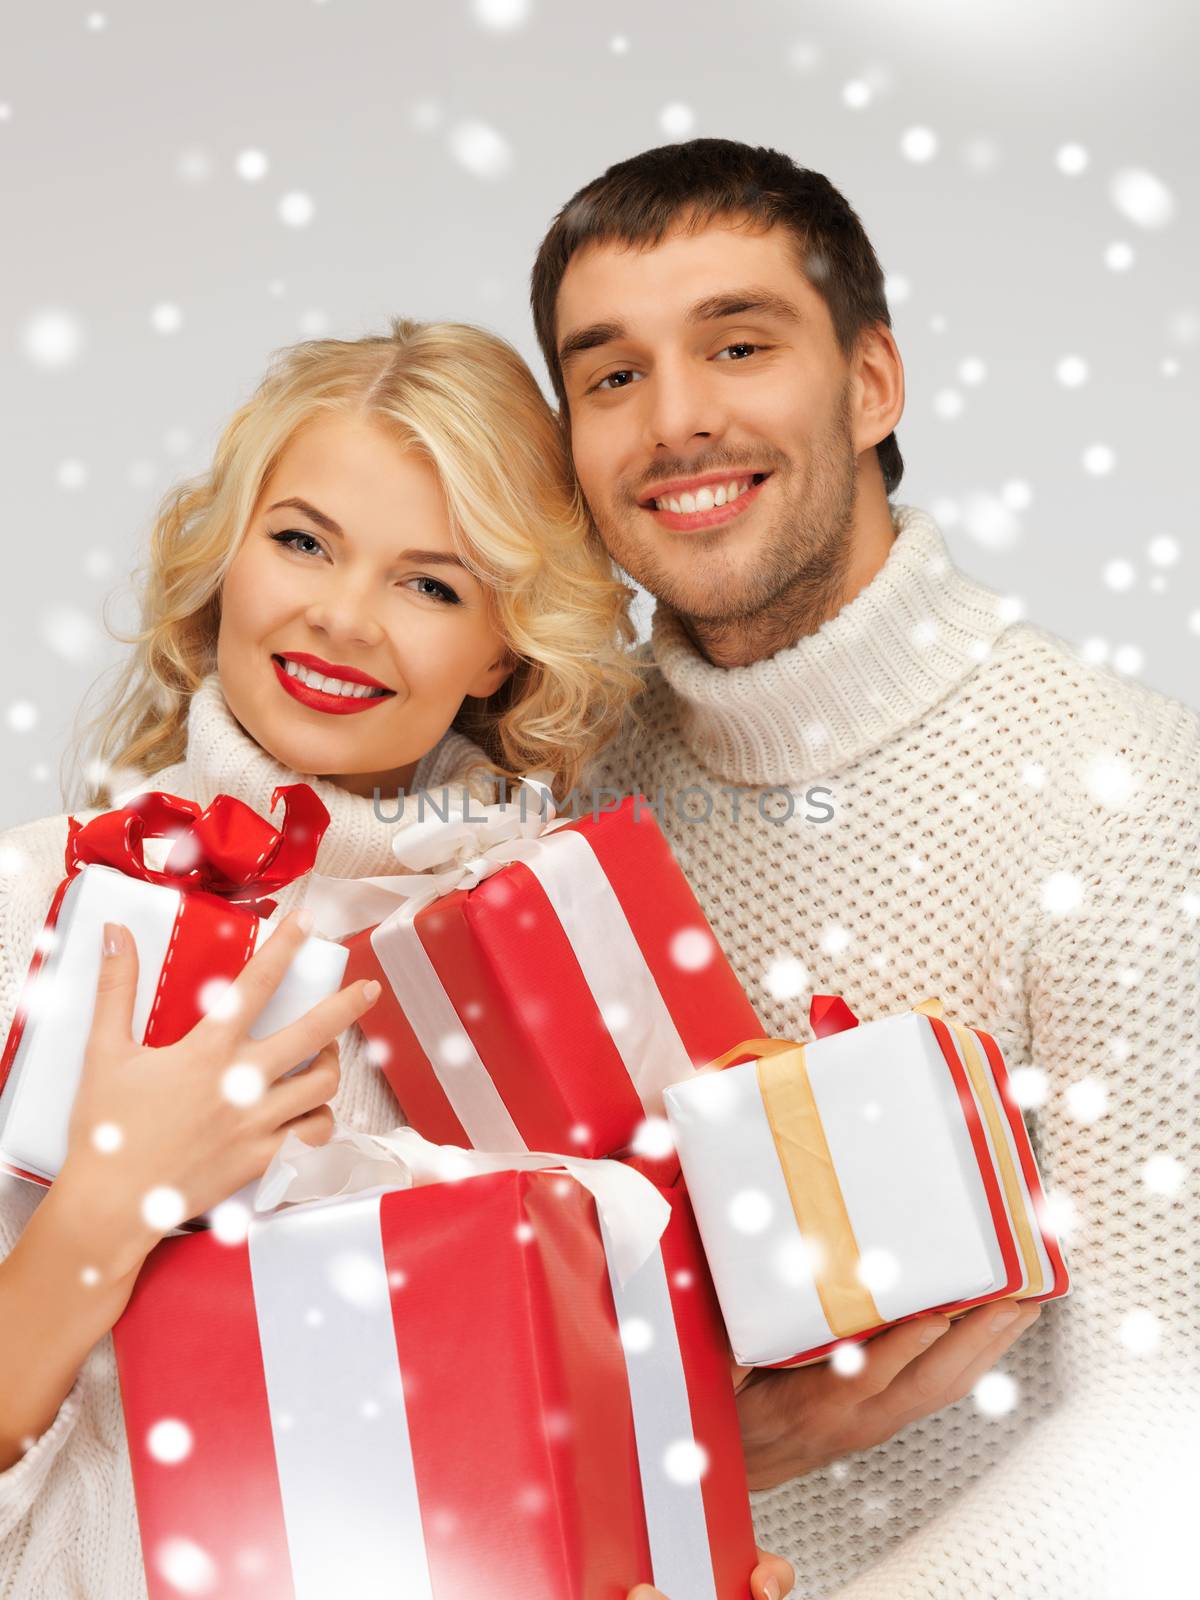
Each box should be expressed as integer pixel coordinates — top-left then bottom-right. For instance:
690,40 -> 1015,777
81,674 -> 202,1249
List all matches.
0,676 -> 496,1598
584,505 -> 1200,1599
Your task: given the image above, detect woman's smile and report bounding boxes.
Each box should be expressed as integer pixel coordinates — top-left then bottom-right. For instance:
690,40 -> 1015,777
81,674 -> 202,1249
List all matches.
270,650 -> 396,716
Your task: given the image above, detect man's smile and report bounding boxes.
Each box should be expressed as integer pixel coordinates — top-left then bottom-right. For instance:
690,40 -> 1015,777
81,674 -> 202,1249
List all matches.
638,470 -> 772,533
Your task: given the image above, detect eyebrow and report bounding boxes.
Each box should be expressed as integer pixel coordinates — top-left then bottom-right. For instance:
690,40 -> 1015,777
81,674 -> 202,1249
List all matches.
266,498 -> 469,570
557,286 -> 804,368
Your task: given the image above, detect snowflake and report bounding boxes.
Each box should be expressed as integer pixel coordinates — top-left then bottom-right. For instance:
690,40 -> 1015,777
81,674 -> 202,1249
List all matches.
659,103 -> 696,139
1118,1308 -> 1161,1354
856,1248 -> 900,1295
973,1371 -> 1018,1416
619,1316 -> 655,1353
471,0 -> 532,28
831,1342 -> 866,1376
900,126 -> 938,163
662,1438 -> 708,1485
154,1537 -> 218,1595
1142,1153 -> 1184,1196
7,701 -> 37,733
90,1121 -> 124,1153
958,357 -> 987,386
1104,241 -> 1135,272
1102,558 -> 1136,592
1147,535 -> 1180,566
278,191 -> 315,227
1110,167 -> 1175,230
630,1115 -> 675,1159
1065,1077 -> 1107,1123
1083,443 -> 1116,476
448,120 -> 513,179
1056,354 -> 1089,387
843,79 -> 872,109
210,1199 -> 251,1245
147,1418 -> 193,1463
670,926 -> 715,971
141,1186 -> 186,1231
22,309 -> 84,369
57,458 -> 88,490
1055,142 -> 1089,176
235,148 -> 269,182
933,387 -> 964,420
150,302 -> 182,335
728,1189 -> 773,1234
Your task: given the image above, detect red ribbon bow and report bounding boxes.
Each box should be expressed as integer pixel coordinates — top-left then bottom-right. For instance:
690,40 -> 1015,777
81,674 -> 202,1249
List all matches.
63,783 -> 331,918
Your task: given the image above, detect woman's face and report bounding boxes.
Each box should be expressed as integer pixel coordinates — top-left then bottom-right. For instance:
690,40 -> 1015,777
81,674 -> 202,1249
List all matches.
217,413 -> 512,797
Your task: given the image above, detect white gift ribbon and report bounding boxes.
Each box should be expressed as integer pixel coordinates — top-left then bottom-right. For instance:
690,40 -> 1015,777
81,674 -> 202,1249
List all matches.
303,778 -> 698,1150
247,1124 -> 715,1596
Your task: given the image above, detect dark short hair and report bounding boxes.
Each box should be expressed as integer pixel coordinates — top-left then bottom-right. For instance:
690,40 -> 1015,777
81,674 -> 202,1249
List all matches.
531,138 -> 903,495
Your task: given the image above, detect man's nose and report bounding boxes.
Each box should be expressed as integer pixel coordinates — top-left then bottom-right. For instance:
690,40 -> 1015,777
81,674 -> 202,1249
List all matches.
642,362 -> 726,456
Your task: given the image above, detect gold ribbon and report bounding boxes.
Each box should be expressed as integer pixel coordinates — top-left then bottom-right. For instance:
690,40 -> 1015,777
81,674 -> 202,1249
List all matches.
707,1040 -> 882,1340
913,999 -> 1043,1298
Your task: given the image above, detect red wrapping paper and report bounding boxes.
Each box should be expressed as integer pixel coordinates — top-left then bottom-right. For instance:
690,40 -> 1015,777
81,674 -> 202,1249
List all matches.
344,796 -> 762,1166
113,1169 -> 758,1599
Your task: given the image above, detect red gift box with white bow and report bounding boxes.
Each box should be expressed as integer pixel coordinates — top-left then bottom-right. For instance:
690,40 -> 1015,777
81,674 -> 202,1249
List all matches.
0,784 -> 345,1186
112,1130 -> 758,1599
306,786 -> 762,1169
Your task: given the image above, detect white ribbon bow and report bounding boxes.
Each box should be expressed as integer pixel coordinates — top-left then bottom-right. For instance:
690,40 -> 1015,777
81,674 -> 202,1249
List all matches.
303,772 -> 565,940
253,1121 -> 671,1287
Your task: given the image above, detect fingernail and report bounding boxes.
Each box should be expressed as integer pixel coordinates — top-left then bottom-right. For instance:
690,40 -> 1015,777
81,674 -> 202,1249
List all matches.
992,1304 -> 1021,1329
295,906 -> 314,935
919,1318 -> 950,1344
764,1580 -> 782,1600
362,979 -> 381,1002
102,922 -> 123,958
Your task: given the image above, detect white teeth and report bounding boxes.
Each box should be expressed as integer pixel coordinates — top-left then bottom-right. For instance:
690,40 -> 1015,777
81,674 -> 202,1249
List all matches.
281,659 -> 384,697
655,476 -> 758,513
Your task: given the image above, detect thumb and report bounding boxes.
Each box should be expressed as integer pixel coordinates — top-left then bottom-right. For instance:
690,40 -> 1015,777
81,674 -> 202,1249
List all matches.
88,922 -> 140,1050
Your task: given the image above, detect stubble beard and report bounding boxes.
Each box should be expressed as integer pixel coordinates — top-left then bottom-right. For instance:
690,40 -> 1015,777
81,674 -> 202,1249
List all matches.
596,386 -> 860,663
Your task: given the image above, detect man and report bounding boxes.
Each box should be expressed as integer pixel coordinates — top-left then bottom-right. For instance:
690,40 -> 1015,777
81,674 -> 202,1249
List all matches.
532,140 -> 1200,1597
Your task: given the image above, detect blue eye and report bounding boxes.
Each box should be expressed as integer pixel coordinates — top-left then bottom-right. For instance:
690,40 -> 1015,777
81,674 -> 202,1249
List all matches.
271,529 -> 325,556
408,576 -> 462,606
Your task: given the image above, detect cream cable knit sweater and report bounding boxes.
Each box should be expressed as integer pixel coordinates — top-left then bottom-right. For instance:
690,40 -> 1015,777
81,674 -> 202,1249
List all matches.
585,505 -> 1200,1599
0,676 -> 495,1598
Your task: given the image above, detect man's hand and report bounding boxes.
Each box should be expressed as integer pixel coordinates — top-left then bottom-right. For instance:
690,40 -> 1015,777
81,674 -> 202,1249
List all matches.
735,1299 -> 1041,1490
629,1544 -> 794,1600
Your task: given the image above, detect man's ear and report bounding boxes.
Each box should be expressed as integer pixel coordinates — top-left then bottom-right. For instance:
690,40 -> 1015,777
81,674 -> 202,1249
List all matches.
852,323 -> 905,454
464,653 -> 517,701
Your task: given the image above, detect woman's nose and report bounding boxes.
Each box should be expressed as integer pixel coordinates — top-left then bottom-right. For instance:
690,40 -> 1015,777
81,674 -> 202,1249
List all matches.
303,591 -> 385,650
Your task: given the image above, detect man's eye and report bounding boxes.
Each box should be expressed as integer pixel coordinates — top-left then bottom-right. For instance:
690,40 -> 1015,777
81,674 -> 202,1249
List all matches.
271,529 -> 325,556
714,342 -> 761,361
595,368 -> 642,391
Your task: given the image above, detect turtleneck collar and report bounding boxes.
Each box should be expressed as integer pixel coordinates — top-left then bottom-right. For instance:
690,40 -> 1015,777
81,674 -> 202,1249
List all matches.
647,504 -> 1014,786
170,672 -> 497,878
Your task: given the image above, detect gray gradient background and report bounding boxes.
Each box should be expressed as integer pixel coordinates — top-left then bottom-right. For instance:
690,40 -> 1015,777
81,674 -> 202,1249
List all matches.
2,0 -> 1196,830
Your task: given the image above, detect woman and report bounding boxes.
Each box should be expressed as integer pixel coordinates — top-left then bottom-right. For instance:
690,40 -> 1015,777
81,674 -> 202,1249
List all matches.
0,318 -> 793,1600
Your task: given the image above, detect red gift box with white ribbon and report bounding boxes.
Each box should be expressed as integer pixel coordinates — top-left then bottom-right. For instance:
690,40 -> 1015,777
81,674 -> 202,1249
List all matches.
0,784 -> 344,1187
305,782 -> 762,1168
112,1128 -> 758,1599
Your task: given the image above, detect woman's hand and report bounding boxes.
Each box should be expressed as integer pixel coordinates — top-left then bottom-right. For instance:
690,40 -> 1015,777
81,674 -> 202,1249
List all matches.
628,1545 -> 795,1600
54,908 -> 381,1276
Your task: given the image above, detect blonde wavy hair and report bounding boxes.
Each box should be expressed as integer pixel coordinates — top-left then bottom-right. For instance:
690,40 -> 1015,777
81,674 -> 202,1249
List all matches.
68,318 -> 645,809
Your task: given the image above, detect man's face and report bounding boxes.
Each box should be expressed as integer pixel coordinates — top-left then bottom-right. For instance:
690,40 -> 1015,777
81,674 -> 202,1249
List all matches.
556,218 -> 862,623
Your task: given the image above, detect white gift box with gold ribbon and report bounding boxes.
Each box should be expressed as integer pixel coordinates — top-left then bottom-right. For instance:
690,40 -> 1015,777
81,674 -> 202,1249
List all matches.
663,997 -> 1070,1367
